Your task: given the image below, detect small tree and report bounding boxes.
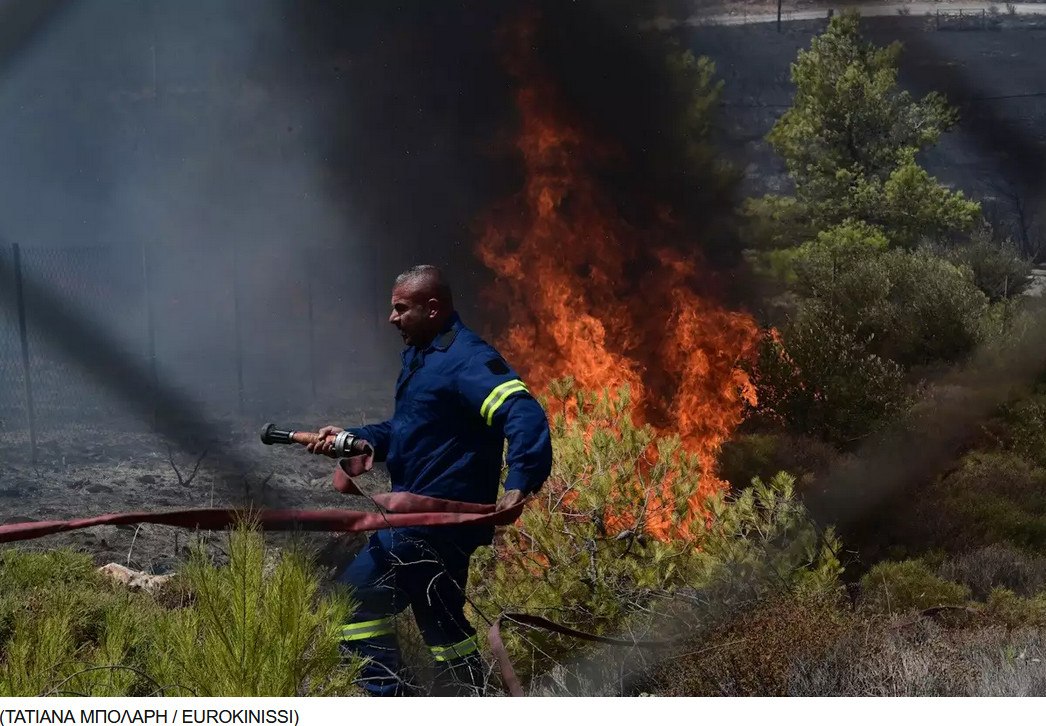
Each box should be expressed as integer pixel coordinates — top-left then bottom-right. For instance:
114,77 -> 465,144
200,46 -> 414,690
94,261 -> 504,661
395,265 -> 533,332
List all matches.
790,222 -> 990,367
747,306 -> 909,446
748,12 -> 979,249
766,219 -> 990,366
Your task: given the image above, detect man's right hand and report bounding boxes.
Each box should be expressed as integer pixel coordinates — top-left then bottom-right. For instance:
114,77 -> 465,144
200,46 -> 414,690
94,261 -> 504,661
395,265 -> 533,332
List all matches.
306,425 -> 343,457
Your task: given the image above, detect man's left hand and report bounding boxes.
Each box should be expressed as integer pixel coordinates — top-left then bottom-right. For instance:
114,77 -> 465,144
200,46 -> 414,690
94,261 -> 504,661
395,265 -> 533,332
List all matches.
496,489 -> 525,512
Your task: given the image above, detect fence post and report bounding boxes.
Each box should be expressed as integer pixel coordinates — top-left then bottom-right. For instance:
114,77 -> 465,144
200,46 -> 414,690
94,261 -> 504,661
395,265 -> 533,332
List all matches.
305,264 -> 317,401
12,243 -> 38,463
231,242 -> 245,417
140,242 -> 158,424
777,0 -> 782,32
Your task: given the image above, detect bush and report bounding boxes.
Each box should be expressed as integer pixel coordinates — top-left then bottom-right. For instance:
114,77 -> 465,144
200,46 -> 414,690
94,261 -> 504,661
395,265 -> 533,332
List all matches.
939,545 -> 1046,599
746,307 -> 909,446
1000,393 -> 1046,468
932,451 -> 1046,552
0,549 -> 154,697
944,227 -> 1032,301
748,222 -> 999,446
859,559 -> 970,614
469,380 -> 841,688
788,225 -> 991,367
983,588 -> 1046,628
0,527 -> 361,696
146,527 -> 358,696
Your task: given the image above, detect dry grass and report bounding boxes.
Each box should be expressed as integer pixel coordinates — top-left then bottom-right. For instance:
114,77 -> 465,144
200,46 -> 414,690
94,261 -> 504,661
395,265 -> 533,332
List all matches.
653,577 -> 1046,696
939,545 -> 1046,599
651,592 -> 854,696
790,620 -> 1046,696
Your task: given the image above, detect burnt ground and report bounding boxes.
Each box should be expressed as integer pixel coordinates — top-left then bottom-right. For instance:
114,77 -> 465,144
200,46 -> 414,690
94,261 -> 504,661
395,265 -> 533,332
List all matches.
0,413 -> 393,575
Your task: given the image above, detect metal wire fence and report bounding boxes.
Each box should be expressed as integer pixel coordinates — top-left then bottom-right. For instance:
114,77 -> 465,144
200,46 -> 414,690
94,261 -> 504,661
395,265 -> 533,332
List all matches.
680,3 -> 1046,30
0,242 -> 390,444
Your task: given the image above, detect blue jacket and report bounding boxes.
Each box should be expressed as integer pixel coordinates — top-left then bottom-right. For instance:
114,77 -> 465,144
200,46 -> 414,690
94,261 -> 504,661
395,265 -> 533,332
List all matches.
348,313 -> 553,543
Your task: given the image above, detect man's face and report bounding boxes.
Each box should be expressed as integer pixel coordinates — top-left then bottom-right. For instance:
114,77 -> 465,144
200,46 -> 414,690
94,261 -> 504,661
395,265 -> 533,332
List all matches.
389,282 -> 435,348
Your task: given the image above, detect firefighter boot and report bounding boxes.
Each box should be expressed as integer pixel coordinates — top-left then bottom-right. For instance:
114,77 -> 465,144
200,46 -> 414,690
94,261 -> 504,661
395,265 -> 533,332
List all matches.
431,651 -> 485,696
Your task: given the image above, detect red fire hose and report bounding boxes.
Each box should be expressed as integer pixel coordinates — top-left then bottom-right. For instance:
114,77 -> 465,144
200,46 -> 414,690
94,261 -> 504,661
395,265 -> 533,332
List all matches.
0,457 -> 671,695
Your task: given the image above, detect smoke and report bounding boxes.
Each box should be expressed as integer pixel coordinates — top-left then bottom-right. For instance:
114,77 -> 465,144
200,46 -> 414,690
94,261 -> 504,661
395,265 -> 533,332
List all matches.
0,1 -> 525,440
808,306 -> 1046,562
521,1 -> 746,270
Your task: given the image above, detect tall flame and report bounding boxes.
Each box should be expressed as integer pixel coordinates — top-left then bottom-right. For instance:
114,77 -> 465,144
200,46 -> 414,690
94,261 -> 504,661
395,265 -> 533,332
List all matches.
477,20 -> 760,538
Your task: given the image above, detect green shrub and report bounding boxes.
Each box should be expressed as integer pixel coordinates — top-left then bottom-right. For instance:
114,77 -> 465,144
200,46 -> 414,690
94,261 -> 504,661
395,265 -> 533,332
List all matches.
0,549 -> 161,697
1000,394 -> 1046,468
859,560 -> 970,614
146,526 -> 358,696
0,526 -> 361,696
983,588 -> 1046,628
0,548 -> 99,591
933,451 -> 1046,551
746,306 -> 909,446
786,225 -> 991,368
944,227 -> 1031,302
469,381 -> 706,679
470,380 -> 841,686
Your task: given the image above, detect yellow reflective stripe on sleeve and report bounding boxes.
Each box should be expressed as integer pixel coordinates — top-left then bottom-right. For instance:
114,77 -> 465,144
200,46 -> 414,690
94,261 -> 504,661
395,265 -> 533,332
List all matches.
340,618 -> 395,642
430,635 -> 479,662
480,379 -> 529,426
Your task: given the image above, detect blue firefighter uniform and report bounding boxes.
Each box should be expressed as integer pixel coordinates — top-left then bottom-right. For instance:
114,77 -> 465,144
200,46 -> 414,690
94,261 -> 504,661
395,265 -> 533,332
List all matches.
336,312 -> 553,696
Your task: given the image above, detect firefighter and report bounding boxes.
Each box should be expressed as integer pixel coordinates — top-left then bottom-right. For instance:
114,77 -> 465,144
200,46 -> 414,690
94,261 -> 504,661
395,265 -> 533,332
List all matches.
307,264 -> 553,696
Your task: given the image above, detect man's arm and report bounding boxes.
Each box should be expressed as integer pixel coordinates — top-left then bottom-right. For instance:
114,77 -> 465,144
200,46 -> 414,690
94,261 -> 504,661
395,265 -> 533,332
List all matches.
346,421 -> 392,462
458,355 -> 553,507
497,396 -> 553,497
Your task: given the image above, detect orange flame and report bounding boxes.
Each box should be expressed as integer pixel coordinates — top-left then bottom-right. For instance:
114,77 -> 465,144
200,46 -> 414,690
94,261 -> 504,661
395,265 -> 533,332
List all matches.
478,20 -> 760,539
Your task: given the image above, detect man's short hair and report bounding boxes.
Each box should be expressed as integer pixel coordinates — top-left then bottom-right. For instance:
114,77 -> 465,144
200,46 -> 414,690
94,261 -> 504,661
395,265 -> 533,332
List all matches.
395,264 -> 454,307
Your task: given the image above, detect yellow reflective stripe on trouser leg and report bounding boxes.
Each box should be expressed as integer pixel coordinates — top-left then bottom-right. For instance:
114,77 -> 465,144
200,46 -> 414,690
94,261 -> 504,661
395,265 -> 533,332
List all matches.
480,379 -> 528,426
430,635 -> 479,662
340,618 -> 395,642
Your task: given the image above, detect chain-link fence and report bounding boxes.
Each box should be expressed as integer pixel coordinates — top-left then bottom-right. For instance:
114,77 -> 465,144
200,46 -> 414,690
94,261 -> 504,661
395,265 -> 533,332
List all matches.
679,3 -> 1046,30
0,242 -> 391,442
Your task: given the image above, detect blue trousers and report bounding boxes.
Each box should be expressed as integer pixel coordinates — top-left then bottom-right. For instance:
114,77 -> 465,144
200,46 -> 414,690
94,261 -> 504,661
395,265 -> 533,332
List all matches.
337,528 -> 484,696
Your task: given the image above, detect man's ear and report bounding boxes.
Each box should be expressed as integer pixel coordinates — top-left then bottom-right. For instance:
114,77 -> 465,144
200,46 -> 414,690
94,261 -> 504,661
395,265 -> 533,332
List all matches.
426,298 -> 441,319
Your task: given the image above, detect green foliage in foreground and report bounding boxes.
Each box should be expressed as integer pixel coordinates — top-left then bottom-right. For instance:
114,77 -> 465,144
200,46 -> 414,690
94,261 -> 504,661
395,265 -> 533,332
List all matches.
469,378 -> 841,684
0,528 -> 361,697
